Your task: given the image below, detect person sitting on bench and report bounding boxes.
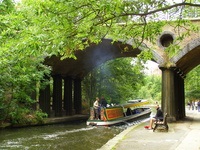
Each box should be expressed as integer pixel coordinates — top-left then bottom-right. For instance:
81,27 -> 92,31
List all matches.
148,104 -> 163,130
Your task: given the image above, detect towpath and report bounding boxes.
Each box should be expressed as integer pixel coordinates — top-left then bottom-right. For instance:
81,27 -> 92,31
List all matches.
99,109 -> 200,150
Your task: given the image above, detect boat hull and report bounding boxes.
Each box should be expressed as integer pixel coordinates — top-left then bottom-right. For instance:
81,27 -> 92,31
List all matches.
86,107 -> 151,126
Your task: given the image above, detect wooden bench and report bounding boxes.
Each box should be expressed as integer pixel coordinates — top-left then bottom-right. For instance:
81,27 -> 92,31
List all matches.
153,113 -> 168,132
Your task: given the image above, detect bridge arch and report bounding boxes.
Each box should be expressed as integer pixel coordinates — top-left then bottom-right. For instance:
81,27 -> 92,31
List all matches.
172,37 -> 200,74
39,35 -> 200,121
44,38 -> 155,79
41,38 -> 161,117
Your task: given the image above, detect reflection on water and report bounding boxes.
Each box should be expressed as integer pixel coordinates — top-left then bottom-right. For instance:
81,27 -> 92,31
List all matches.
0,119 -> 146,150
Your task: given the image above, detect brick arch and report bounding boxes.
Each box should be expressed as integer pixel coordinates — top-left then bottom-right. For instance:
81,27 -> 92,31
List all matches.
171,37 -> 200,74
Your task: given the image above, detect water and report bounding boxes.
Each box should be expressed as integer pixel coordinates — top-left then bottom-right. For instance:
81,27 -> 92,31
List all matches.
0,119 -> 146,150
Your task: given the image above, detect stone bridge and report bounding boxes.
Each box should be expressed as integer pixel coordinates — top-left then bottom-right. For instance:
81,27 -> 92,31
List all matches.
39,18 -> 200,121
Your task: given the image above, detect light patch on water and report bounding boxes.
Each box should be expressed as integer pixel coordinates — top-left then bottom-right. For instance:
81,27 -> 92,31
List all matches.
42,126 -> 96,140
7,141 -> 20,145
0,127 -> 94,149
0,139 -> 24,149
42,134 -> 59,140
0,141 -> 24,149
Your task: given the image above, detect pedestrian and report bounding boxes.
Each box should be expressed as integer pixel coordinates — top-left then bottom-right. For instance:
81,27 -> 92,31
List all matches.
187,102 -> 191,110
195,100 -> 198,110
192,101 -> 195,110
197,100 -> 200,112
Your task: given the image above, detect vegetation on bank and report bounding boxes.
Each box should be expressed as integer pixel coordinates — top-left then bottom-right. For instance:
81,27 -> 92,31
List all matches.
0,0 -> 200,126
185,66 -> 200,103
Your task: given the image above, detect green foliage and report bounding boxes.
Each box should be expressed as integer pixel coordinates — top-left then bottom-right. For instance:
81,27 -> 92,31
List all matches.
183,0 -> 200,18
185,65 -> 200,102
12,0 -> 196,63
82,58 -> 162,106
0,0 -> 52,125
13,0 -> 186,58
0,105 -> 6,121
0,94 -> 47,125
137,49 -> 153,62
137,75 -> 162,102
9,107 -> 30,125
9,105 -> 47,125
0,0 -> 15,15
82,58 -> 146,105
34,109 -> 48,124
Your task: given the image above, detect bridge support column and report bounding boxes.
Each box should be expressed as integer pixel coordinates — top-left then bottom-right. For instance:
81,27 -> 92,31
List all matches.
64,77 -> 73,115
180,77 -> 186,118
74,78 -> 82,114
174,71 -> 186,119
39,77 -> 51,116
161,67 -> 176,122
52,75 -> 62,117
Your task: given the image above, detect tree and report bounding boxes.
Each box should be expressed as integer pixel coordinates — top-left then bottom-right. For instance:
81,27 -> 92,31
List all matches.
0,0 -> 50,124
137,75 -> 162,103
185,65 -> 200,102
0,0 -> 15,15
0,0 -> 200,124
82,58 -> 145,106
12,0 -> 200,58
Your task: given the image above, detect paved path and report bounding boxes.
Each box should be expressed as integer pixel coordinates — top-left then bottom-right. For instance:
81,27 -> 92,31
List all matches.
99,109 -> 200,150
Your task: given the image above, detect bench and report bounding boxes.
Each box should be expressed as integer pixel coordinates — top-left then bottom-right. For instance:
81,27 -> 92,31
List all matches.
153,113 -> 168,132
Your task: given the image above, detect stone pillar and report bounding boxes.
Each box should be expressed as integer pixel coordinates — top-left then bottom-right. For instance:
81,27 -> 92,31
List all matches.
64,77 -> 73,115
74,78 -> 82,114
174,69 -> 186,120
160,67 -> 176,122
174,71 -> 180,120
182,78 -> 186,117
52,74 -> 62,117
39,78 -> 51,116
179,75 -> 186,119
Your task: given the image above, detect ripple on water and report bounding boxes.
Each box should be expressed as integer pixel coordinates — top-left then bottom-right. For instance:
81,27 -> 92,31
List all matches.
0,118 -> 148,150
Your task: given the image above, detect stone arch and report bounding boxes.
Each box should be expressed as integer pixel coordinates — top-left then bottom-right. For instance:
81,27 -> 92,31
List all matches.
171,37 -> 200,75
42,38 -> 153,117
45,38 -> 158,79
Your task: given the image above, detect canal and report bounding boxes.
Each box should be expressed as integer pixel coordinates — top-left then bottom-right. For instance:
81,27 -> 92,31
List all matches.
0,119 -> 146,150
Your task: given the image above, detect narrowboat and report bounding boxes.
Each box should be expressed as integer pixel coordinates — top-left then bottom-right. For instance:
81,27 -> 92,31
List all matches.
86,99 -> 151,126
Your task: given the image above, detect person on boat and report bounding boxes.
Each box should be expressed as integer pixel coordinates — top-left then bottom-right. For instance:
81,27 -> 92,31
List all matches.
148,104 -> 163,130
126,107 -> 132,116
93,97 -> 100,119
99,96 -> 108,108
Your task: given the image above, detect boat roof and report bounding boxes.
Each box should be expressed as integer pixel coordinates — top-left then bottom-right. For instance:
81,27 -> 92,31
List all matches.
122,99 -> 148,108
127,99 -> 146,103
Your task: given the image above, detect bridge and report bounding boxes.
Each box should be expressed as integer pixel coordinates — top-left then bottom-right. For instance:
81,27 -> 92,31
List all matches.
37,18 -> 200,122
